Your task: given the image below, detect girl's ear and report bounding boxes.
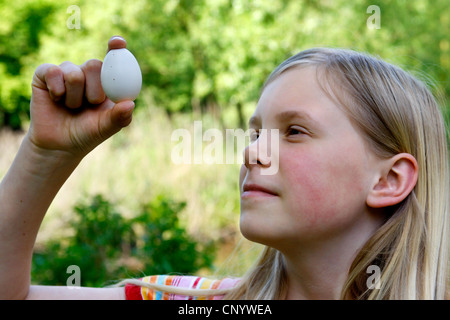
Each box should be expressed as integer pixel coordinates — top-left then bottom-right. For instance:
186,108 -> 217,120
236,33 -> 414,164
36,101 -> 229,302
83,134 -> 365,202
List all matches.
366,153 -> 418,208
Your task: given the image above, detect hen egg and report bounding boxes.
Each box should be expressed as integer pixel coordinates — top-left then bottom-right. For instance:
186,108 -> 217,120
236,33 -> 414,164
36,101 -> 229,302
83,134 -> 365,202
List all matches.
101,48 -> 142,103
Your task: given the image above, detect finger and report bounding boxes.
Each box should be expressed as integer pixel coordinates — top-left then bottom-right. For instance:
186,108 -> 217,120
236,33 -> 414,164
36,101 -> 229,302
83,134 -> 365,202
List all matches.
32,63 -> 65,101
107,35 -> 127,52
110,100 -> 135,128
80,59 -> 105,105
99,100 -> 135,139
59,61 -> 85,109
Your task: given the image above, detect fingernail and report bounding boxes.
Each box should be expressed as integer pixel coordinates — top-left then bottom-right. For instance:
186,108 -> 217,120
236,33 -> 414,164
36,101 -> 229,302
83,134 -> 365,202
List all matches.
111,36 -> 125,41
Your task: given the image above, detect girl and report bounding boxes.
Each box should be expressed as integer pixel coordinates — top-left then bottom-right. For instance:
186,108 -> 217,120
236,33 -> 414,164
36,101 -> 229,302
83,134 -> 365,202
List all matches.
0,36 -> 448,300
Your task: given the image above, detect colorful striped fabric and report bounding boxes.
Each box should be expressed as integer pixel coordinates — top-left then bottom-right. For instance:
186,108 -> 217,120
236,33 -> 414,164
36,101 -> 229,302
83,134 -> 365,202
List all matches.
125,275 -> 240,300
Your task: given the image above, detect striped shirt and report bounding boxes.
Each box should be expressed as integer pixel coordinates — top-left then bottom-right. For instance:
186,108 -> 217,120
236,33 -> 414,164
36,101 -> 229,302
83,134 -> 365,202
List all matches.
125,275 -> 240,300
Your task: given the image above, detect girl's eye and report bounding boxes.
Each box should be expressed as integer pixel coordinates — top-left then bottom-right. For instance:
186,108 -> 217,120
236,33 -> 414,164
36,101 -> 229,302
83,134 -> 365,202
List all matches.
250,130 -> 260,142
286,126 -> 305,136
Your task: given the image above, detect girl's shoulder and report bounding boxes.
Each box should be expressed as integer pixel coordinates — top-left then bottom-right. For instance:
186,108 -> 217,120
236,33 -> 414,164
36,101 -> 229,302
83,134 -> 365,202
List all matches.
125,275 -> 240,300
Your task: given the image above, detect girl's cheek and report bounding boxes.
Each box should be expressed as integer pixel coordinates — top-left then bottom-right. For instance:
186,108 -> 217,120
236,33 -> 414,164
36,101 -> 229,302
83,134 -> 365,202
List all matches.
287,157 -> 333,222
283,148 -> 366,228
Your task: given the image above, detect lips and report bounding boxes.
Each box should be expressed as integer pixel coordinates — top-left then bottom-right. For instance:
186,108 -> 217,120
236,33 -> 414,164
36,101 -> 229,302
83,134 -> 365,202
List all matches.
242,183 -> 278,197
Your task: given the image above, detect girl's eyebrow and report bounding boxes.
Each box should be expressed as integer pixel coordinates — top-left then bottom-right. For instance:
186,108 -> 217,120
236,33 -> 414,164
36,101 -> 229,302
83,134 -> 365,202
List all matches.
249,109 -> 318,128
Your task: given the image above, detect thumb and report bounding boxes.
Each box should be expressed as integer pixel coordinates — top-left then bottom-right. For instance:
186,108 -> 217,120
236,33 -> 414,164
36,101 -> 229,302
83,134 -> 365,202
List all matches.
111,100 -> 135,128
99,100 -> 135,138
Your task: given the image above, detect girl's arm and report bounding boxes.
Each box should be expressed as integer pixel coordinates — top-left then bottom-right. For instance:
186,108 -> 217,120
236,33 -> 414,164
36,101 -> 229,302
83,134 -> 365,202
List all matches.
0,37 -> 133,299
0,136 -> 81,299
0,137 -> 125,299
0,138 -> 124,299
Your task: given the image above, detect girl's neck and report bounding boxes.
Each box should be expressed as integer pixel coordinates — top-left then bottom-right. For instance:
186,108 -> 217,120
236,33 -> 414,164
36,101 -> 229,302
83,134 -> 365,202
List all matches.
280,210 -> 384,300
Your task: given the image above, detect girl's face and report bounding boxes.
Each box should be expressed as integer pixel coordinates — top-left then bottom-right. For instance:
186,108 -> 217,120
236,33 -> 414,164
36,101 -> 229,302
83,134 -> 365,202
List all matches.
239,67 -> 382,249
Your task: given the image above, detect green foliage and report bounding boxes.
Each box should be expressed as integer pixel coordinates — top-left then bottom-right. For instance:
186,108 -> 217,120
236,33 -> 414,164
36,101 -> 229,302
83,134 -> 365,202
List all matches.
32,194 -> 216,287
131,194 -> 215,275
2,0 -> 447,289
0,0 -> 448,130
0,0 -> 58,129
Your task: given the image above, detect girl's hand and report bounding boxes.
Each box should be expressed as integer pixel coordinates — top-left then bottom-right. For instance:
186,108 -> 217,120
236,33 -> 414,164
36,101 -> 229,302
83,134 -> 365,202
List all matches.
28,36 -> 135,159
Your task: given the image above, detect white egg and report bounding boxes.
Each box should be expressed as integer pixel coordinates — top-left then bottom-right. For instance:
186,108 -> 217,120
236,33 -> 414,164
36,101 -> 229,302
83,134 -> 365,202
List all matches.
101,48 -> 142,103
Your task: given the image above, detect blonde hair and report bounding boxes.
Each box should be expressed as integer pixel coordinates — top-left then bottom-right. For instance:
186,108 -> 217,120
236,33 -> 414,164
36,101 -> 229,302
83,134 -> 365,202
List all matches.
121,48 -> 449,300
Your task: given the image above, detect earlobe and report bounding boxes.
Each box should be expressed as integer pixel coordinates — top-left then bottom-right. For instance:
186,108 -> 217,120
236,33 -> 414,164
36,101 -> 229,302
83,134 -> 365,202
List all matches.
366,153 -> 418,208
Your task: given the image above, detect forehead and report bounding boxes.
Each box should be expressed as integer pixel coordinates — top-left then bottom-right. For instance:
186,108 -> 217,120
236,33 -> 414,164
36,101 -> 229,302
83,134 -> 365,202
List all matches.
250,66 -> 345,128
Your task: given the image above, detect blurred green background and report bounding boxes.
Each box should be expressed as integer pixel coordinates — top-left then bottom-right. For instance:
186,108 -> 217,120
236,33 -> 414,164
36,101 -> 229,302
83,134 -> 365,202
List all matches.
0,0 -> 449,286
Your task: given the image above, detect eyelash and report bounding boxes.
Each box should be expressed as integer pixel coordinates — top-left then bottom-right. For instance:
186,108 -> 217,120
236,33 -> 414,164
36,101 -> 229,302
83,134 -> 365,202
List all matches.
249,126 -> 306,142
250,130 -> 259,142
286,126 -> 304,136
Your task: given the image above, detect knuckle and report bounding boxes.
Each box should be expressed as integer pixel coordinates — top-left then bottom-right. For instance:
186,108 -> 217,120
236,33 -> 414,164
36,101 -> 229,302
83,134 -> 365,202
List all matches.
84,59 -> 102,73
46,65 -> 62,78
60,60 -> 74,67
88,94 -> 105,105
65,70 -> 85,86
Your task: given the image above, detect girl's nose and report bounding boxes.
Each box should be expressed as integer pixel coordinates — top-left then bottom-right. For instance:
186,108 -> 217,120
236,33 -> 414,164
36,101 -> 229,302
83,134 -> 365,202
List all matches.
243,131 -> 272,169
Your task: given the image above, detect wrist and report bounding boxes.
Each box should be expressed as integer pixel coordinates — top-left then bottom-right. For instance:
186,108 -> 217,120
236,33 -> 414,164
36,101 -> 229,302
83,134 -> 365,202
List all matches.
25,131 -> 83,161
21,133 -> 83,179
